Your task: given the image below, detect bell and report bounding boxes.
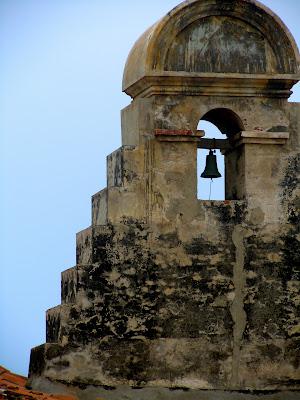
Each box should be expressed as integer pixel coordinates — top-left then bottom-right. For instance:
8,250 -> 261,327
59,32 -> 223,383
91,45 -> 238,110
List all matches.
201,150 -> 221,179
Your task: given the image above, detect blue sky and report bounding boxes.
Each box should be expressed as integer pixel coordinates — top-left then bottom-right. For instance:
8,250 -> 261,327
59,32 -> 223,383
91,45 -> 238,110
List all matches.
1,0 -> 300,376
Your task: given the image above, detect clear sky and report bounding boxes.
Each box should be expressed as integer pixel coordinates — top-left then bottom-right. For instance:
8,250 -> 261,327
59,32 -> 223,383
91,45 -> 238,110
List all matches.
1,0 -> 300,376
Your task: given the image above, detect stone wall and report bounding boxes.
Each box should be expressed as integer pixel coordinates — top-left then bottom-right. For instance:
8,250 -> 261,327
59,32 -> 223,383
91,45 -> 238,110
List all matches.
28,0 -> 300,398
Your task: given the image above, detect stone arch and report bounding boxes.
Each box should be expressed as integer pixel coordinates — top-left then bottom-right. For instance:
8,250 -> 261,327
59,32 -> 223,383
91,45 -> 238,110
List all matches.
154,2 -> 297,75
164,15 -> 275,74
200,108 -> 245,137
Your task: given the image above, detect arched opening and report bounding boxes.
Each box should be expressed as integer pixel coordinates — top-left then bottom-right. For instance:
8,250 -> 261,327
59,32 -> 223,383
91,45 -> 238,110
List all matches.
201,108 -> 244,137
197,121 -> 225,200
197,108 -> 244,200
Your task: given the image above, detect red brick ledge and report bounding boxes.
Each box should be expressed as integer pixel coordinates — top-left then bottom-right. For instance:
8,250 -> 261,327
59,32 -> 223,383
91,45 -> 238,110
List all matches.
155,129 -> 204,137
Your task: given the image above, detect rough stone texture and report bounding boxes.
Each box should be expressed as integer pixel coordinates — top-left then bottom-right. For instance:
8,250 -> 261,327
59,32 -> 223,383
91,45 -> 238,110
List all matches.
28,0 -> 300,399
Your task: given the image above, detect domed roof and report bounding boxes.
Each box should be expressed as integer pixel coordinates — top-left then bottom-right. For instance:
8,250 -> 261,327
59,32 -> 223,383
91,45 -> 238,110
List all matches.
123,0 -> 300,98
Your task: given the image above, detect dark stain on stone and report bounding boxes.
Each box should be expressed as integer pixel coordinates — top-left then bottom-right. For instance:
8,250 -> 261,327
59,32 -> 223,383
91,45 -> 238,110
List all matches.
120,226 -> 138,247
266,378 -> 300,387
29,345 -> 46,376
259,343 -> 282,361
267,125 -> 288,132
45,344 -> 63,360
70,307 -> 80,320
281,231 -> 300,282
184,237 -> 219,255
205,202 -> 247,228
168,387 -> 190,391
280,154 -> 300,201
101,340 -> 151,383
285,340 -> 300,369
158,231 -> 181,246
46,314 -> 61,343
53,360 -> 70,368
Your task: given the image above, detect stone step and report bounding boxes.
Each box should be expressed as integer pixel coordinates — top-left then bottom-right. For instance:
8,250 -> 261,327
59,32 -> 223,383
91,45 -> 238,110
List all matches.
91,184 -> 146,226
61,266 -> 77,305
46,304 -> 73,344
61,264 -> 103,305
46,300 -> 97,344
92,188 -> 107,226
76,225 -> 112,265
76,227 -> 93,264
107,145 -> 142,188
106,184 -> 146,223
90,145 -> 146,226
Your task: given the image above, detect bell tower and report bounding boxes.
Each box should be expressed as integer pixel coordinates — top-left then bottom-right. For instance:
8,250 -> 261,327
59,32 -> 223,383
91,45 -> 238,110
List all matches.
29,1 -> 300,399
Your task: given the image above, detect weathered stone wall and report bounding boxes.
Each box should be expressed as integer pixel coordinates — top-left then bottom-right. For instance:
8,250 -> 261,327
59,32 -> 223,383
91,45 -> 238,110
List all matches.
122,96 -> 290,145
29,115 -> 299,393
28,0 -> 300,398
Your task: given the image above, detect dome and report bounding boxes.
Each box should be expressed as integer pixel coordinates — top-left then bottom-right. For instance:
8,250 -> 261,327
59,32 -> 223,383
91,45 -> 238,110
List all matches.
123,0 -> 300,98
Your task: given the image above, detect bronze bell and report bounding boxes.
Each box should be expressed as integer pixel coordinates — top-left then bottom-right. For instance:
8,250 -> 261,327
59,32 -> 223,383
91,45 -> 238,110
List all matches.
201,150 -> 221,179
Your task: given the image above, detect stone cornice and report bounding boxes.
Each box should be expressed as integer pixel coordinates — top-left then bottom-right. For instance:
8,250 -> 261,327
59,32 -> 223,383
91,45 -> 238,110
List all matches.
124,73 -> 299,99
232,131 -> 290,146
